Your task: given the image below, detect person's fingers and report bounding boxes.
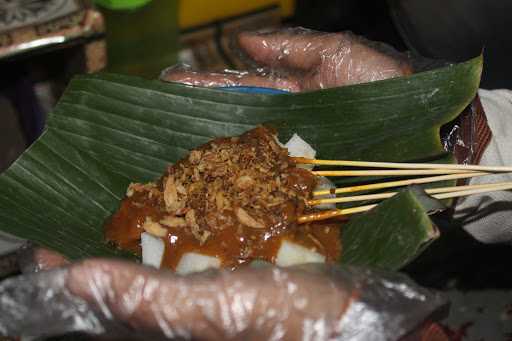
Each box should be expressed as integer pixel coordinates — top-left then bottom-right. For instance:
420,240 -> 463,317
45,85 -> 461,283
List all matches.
0,258 -> 447,339
67,260 -> 351,340
239,29 -> 413,90
32,248 -> 69,270
17,246 -> 68,273
303,39 -> 413,90
238,28 -> 343,70
162,29 -> 412,93
161,68 -> 301,92
67,259 -> 240,339
67,260 -> 165,335
337,40 -> 413,84
162,68 -> 242,87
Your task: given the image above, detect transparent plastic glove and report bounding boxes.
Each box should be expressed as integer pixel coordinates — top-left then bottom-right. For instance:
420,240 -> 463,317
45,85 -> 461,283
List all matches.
0,259 -> 447,340
161,27 -> 412,92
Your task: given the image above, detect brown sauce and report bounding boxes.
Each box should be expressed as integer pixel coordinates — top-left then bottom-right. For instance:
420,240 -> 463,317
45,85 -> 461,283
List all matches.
105,126 -> 343,270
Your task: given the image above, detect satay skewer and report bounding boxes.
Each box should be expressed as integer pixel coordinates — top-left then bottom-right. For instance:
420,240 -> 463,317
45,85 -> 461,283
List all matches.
300,182 -> 512,224
294,157 -> 512,173
313,172 -> 489,196
308,181 -> 512,206
313,169 -> 480,177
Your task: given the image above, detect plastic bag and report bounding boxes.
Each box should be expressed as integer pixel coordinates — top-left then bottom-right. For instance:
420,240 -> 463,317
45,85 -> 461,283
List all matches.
0,259 -> 447,340
440,95 -> 488,166
161,27 -> 412,92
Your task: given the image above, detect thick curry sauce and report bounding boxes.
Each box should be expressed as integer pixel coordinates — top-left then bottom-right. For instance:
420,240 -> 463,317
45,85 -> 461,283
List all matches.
105,127 -> 342,270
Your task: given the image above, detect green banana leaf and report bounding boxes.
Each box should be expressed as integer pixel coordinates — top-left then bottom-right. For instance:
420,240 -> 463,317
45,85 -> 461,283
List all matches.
0,55 -> 482,269
342,186 -> 445,270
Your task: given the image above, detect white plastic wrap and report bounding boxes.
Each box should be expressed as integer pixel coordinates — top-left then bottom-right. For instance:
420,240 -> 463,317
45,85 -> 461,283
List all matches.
0,259 -> 447,340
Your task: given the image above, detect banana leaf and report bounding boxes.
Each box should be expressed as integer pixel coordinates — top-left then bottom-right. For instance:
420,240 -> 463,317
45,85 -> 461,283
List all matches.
0,56 -> 482,269
341,186 -> 445,269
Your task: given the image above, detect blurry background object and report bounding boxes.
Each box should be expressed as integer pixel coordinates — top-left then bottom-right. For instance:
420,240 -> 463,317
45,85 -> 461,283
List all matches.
292,0 -> 512,89
389,0 -> 512,89
176,0 -> 294,71
94,0 -> 179,77
0,0 -> 296,173
0,0 -> 106,171
0,0 -> 105,62
179,0 -> 294,29
293,0 -> 406,51
0,0 -> 106,260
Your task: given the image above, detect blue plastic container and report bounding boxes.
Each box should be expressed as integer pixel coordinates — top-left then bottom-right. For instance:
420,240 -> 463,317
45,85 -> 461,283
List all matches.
218,86 -> 289,95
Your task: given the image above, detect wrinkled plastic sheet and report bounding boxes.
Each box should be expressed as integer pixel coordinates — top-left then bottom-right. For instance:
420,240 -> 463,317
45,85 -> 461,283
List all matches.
441,95 -> 480,165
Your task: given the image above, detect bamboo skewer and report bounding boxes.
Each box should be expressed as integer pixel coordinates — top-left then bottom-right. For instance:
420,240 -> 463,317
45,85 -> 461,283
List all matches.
433,183 -> 512,200
294,157 -> 512,173
308,182 -> 512,206
313,172 -> 488,196
428,182 -> 511,194
300,182 -> 512,223
298,205 -> 376,224
296,156 -> 512,224
313,169 -> 480,177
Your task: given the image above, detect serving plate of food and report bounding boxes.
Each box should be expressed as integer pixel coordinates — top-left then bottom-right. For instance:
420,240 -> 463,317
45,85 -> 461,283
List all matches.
0,55 -> 484,272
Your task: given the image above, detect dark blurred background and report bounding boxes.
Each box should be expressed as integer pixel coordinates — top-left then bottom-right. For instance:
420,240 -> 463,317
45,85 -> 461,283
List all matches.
294,0 -> 512,89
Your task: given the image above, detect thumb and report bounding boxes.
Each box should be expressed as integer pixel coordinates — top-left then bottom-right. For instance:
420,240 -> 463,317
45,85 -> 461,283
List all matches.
239,28 -> 413,90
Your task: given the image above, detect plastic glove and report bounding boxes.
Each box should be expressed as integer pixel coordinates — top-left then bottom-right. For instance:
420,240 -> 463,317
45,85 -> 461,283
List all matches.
161,27 -> 412,92
0,259 -> 446,340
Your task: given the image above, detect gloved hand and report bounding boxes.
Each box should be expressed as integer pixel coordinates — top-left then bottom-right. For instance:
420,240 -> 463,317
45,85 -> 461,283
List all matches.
161,27 -> 412,92
0,256 -> 446,340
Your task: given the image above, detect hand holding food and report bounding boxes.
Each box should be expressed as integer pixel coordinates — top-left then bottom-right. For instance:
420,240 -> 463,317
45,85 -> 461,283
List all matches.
161,28 -> 412,91
0,24 -> 506,340
3,122 -> 507,339
0,258 -> 447,340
